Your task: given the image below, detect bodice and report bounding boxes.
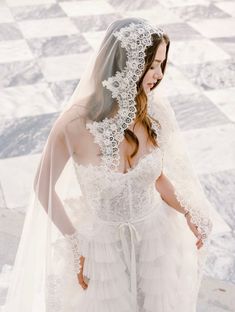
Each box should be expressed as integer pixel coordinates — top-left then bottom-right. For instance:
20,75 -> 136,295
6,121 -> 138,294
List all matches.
73,147 -> 163,222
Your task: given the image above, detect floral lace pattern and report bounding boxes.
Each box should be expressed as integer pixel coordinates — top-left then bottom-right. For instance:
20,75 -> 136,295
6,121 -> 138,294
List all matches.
174,190 -> 213,243
86,21 -> 164,171
65,231 -> 83,274
74,147 -> 163,222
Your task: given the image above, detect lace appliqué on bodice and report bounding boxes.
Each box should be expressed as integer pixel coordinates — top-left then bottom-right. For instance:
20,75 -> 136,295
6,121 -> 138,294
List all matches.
73,147 -> 163,222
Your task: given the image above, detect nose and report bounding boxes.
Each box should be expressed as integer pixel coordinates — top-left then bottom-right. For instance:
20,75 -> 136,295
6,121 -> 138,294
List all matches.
153,68 -> 163,80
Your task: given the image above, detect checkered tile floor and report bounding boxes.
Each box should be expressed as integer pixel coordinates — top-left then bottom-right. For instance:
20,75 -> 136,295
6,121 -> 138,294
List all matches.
0,0 -> 235,306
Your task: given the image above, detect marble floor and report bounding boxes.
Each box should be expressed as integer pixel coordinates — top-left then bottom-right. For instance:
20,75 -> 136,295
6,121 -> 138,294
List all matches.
0,0 -> 235,310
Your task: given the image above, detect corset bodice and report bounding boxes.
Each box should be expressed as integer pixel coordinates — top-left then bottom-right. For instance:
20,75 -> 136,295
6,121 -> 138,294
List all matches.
73,148 -> 163,222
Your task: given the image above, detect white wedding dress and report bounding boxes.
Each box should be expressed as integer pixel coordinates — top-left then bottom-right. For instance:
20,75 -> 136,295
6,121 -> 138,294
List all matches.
2,18 -> 214,312
49,146 -> 202,312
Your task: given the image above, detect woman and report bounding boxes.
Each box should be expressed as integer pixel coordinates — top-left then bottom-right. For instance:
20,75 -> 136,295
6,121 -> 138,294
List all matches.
3,17 -> 213,312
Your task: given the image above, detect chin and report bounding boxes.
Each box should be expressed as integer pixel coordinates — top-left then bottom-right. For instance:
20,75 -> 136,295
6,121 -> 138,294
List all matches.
143,87 -> 151,95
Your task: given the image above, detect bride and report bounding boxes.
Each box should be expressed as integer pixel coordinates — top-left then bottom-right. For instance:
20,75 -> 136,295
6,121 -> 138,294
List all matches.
3,17 -> 213,312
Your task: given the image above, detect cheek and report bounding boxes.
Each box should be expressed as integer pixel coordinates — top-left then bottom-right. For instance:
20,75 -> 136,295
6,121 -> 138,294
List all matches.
142,71 -> 151,85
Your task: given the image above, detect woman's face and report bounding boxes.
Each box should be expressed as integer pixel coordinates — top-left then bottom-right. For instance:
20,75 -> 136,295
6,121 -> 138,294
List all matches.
142,41 -> 167,94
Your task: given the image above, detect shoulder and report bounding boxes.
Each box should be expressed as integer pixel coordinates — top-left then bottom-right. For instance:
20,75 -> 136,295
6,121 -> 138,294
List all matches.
50,106 -> 87,140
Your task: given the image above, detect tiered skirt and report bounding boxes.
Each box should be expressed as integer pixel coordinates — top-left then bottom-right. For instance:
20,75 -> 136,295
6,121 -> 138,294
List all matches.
50,198 -> 203,312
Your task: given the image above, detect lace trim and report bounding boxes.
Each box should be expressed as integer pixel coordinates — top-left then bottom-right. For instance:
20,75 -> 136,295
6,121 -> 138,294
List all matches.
65,231 -> 83,274
86,21 -> 164,171
174,190 -> 213,243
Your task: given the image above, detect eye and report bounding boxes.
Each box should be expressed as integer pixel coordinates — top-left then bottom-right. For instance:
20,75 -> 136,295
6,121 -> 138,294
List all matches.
150,63 -> 161,69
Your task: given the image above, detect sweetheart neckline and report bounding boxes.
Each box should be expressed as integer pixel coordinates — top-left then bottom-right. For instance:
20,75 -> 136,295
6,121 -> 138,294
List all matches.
74,147 -> 161,176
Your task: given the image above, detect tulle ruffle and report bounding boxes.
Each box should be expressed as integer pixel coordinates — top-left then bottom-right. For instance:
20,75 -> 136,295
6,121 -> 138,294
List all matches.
136,201 -> 201,312
49,199 -> 205,312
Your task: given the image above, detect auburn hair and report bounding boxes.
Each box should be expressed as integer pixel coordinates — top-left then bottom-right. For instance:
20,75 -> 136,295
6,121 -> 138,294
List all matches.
124,33 -> 170,162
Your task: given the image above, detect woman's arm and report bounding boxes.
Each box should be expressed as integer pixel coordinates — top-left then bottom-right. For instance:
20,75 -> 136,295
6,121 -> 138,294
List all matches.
155,172 -> 204,249
33,128 -> 76,235
155,172 -> 186,214
34,124 -> 87,277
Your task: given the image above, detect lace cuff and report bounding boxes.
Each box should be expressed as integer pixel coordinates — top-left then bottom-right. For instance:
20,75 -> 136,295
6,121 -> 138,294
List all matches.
175,190 -> 213,243
65,231 -> 83,274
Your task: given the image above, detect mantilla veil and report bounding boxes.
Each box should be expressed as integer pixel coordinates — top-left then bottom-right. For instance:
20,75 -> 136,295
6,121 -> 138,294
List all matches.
3,17 -> 218,312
